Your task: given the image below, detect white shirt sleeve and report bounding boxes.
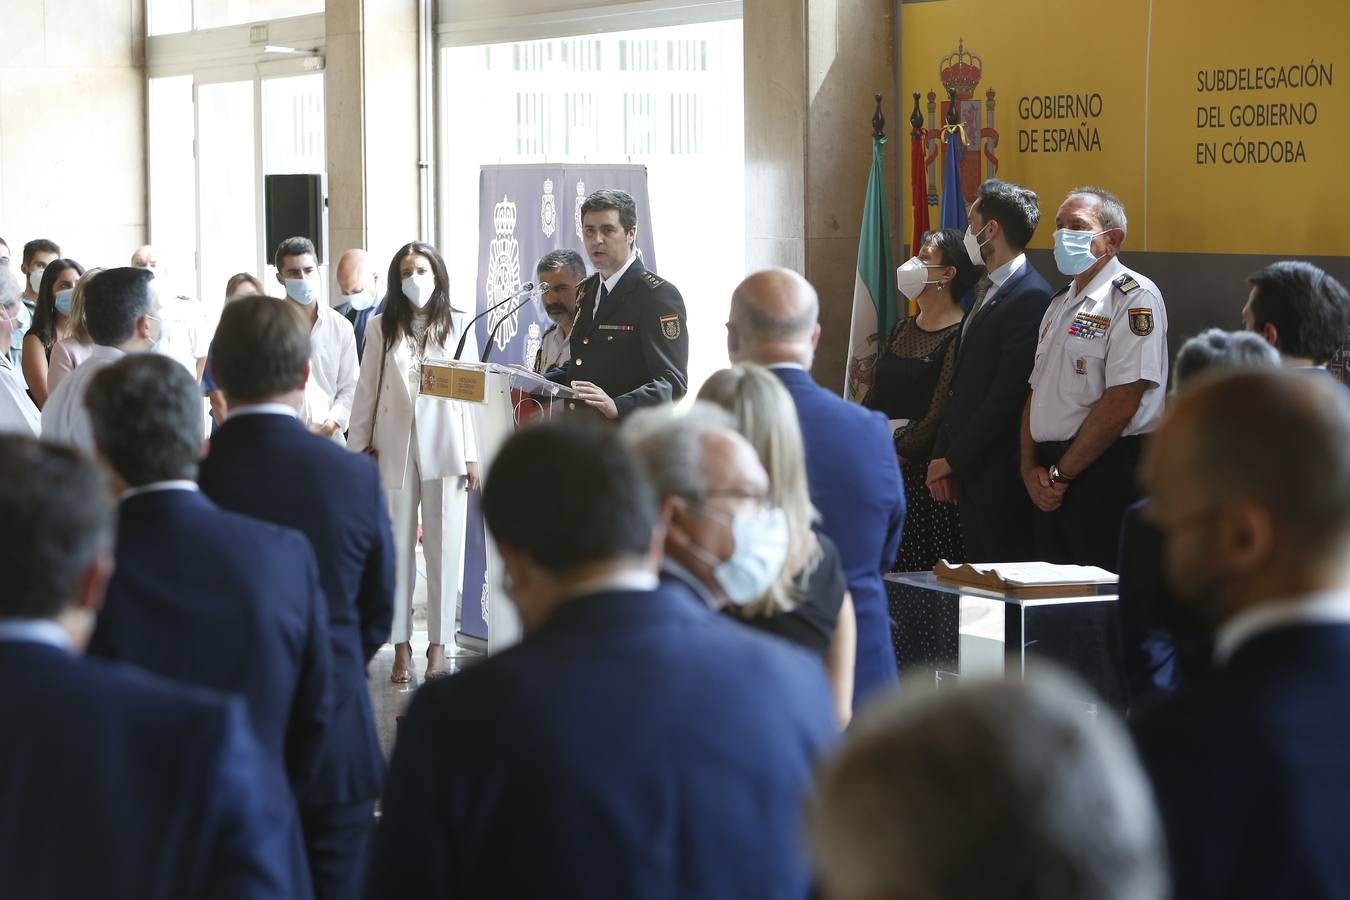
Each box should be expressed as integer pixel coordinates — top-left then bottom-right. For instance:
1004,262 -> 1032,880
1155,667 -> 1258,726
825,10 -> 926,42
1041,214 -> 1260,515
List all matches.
1105,287 -> 1168,389
326,324 -> 359,430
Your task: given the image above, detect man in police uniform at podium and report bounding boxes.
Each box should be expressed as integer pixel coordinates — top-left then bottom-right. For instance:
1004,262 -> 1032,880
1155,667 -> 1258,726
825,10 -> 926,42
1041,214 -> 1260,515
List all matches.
1020,186 -> 1169,570
546,189 -> 688,419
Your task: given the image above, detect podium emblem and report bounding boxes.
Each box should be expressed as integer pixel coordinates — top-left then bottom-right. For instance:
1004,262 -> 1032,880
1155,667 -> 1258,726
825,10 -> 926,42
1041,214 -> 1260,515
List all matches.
541,179 -> 556,238
524,321 -> 542,369
486,195 -> 522,353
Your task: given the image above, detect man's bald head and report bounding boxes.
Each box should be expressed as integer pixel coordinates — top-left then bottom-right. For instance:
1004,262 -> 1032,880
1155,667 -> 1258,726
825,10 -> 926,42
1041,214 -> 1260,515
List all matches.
130,245 -> 157,269
728,268 -> 821,367
336,248 -> 369,295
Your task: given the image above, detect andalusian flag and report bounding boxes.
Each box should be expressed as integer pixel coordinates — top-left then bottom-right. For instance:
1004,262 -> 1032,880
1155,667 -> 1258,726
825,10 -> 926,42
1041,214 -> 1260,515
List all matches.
844,132 -> 897,403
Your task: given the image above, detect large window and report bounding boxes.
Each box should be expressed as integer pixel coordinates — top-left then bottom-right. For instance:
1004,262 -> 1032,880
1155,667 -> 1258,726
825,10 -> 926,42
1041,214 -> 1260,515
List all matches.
439,17 -> 744,391
149,0 -> 324,35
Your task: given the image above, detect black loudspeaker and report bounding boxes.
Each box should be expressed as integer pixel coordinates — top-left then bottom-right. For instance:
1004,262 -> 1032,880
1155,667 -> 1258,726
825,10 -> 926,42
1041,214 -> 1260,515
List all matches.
265,173 -> 326,264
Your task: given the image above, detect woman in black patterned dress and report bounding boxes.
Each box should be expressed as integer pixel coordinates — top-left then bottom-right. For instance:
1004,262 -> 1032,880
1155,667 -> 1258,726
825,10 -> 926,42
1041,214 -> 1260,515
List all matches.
863,228 -> 979,572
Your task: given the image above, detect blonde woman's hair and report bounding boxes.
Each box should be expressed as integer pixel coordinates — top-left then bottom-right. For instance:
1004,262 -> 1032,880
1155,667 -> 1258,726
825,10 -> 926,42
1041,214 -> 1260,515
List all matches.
62,267 -> 103,344
697,364 -> 822,617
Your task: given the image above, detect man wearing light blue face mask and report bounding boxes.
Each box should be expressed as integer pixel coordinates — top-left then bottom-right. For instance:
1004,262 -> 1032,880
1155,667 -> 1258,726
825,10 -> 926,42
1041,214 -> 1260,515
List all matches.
275,236 -> 358,445
0,269 -> 40,436
1021,186 -> 1168,570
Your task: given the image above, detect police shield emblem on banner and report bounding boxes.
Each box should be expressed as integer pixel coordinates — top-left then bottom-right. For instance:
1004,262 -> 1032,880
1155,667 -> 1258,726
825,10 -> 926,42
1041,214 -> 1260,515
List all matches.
540,179 -> 556,238
486,195 -> 522,353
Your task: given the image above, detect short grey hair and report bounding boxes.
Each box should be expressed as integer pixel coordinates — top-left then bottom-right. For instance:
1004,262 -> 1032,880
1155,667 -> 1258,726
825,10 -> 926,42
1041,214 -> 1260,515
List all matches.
809,669 -> 1168,900
621,402 -> 737,503
1173,328 -> 1281,392
1068,185 -> 1128,235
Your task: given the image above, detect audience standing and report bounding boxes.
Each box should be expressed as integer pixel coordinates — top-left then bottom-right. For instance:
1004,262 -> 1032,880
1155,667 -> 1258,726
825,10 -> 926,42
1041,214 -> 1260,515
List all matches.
348,242 -> 478,683
810,671 -> 1167,900
728,267 -> 906,708
368,421 -> 836,898
1022,187 -> 1168,569
42,266 -> 161,455
204,271 -> 266,427
47,266 -> 102,392
0,270 -> 40,435
133,244 -> 210,381
274,237 -> 359,444
929,179 -> 1055,562
698,365 -> 857,726
333,249 -> 383,360
22,257 -> 84,408
84,353 -> 336,898
1135,369 -> 1350,899
1242,260 -> 1350,369
0,436 -> 294,899
200,295 -> 395,900
863,227 -> 975,571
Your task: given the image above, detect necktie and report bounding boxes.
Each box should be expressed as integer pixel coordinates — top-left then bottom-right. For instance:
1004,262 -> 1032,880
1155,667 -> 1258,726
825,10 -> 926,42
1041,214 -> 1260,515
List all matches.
961,275 -> 994,340
595,283 -> 609,319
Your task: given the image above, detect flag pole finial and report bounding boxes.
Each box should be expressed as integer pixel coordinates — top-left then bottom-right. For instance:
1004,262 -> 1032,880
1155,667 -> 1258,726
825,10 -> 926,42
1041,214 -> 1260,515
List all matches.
945,87 -> 960,126
872,93 -> 885,140
910,92 -> 923,135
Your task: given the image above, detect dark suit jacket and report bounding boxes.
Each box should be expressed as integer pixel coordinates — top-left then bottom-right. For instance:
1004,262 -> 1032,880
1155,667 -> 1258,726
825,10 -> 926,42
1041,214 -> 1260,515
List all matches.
548,259 -> 689,416
199,411 -> 396,806
0,639 -> 293,899
932,260 -> 1053,559
773,366 -> 906,707
89,487 -> 333,793
1133,624 -> 1350,900
366,584 -> 837,899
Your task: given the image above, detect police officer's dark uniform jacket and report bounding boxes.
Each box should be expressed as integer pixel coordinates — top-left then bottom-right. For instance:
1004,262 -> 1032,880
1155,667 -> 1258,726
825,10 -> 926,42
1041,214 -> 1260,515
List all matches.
546,256 -> 689,417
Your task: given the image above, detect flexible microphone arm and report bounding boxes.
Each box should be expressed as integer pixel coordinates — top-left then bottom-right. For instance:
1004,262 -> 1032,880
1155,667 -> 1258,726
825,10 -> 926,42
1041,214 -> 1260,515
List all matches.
482,293 -> 538,362
454,282 -> 535,360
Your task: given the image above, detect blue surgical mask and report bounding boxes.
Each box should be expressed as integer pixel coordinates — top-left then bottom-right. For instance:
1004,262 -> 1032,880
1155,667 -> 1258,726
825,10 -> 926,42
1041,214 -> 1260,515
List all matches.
686,504 -> 790,606
1053,228 -> 1111,277
3,308 -> 24,350
345,289 -> 376,312
54,288 -> 74,317
284,278 -> 317,305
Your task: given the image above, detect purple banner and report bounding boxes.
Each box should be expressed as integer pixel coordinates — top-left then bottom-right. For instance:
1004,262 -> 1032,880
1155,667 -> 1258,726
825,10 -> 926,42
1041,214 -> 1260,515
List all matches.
459,164 -> 657,642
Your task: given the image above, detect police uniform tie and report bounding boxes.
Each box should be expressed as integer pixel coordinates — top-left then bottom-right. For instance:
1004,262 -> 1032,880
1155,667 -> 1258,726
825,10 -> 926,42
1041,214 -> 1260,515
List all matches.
595,283 -> 609,319
961,275 -> 995,340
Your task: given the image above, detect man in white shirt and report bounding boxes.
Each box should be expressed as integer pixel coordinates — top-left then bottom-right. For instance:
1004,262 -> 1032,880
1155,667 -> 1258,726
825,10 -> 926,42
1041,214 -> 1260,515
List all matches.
274,236 -> 358,445
0,270 -> 39,436
1133,368 -> 1350,900
42,267 -> 161,455
132,245 -> 210,381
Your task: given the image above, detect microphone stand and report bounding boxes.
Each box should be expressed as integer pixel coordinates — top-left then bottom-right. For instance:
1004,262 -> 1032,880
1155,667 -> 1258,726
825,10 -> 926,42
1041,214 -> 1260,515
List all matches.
482,293 -> 539,362
454,282 -> 534,360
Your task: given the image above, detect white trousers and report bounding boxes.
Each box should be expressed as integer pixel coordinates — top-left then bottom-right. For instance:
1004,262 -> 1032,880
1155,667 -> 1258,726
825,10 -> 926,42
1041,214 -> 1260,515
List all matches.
387,430 -> 468,645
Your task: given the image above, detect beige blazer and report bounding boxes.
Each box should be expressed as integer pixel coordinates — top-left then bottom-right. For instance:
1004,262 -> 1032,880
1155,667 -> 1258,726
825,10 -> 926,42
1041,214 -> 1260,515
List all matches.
348,312 -> 478,491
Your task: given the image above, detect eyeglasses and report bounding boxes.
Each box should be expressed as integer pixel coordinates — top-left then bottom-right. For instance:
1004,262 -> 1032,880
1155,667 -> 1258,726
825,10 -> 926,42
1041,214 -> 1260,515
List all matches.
692,489 -> 774,523
539,283 -> 578,295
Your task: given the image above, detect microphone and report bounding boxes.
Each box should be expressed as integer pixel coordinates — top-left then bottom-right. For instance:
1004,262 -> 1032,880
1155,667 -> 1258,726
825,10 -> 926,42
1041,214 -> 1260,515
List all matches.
454,282 -> 535,360
482,291 -> 539,362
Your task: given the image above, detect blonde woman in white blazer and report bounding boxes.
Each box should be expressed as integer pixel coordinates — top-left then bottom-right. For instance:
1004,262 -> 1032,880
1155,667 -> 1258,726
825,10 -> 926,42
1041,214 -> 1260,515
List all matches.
348,242 -> 479,683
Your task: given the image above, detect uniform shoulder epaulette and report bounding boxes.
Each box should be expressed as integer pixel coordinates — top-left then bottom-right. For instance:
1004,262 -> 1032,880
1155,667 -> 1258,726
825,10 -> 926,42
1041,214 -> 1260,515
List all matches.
642,271 -> 665,289
1051,283 -> 1072,300
1112,274 -> 1142,295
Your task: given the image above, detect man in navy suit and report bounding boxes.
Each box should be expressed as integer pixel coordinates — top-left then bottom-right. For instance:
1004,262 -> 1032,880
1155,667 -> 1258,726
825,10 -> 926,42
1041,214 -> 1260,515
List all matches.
728,268 -> 906,708
0,436 -> 293,899
1133,369 -> 1350,899
84,353 -> 334,898
199,295 -> 396,900
927,180 -> 1054,562
367,423 -> 837,899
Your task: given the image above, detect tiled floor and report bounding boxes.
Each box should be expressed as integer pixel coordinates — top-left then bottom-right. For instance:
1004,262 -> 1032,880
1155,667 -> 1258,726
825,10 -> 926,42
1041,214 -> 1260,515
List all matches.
367,546 -> 484,762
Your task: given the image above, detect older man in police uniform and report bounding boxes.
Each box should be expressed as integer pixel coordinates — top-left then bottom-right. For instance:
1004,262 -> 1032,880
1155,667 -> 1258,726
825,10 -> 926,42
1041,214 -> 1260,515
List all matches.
1020,186 -> 1168,570
546,189 -> 688,418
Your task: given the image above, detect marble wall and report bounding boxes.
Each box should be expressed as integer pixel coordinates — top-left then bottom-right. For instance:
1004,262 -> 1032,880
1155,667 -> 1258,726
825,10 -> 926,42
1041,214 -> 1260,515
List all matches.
0,0 -> 146,270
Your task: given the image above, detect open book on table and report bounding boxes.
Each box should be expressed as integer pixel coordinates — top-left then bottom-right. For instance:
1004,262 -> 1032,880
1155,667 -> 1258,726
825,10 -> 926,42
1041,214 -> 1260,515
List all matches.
932,560 -> 1118,598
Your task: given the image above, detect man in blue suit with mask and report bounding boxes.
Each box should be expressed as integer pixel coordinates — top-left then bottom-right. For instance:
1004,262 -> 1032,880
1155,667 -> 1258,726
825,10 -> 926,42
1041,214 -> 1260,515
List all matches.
0,436 -> 293,899
728,267 -> 906,708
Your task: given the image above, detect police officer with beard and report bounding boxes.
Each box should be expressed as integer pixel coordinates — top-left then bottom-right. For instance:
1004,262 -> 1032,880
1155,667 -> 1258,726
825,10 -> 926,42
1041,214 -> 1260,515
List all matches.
545,189 -> 688,419
532,249 -> 585,374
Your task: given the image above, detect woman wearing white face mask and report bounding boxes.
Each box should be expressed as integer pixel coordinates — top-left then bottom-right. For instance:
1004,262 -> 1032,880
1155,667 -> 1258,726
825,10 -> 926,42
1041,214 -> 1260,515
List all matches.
23,258 -> 84,409
349,241 -> 479,684
862,228 -> 978,573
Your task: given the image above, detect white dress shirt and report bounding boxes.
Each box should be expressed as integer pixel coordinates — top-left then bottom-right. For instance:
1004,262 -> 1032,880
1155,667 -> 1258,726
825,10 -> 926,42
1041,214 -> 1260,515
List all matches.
227,402 -> 300,420
984,252 -> 1027,303
596,253 -> 639,316
119,480 -> 199,502
157,292 -> 209,376
1214,589 -> 1350,665
302,305 -> 359,445
41,345 -> 126,454
0,618 -> 71,651
0,355 -> 39,436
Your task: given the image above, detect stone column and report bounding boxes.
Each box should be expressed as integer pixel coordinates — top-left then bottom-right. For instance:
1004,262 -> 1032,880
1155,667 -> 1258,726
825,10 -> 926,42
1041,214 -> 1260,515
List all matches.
325,0 -> 421,268
744,0 -> 898,390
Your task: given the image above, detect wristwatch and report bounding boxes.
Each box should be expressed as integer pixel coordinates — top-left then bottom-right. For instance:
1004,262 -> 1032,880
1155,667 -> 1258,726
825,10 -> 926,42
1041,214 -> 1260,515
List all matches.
1048,464 -> 1075,486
